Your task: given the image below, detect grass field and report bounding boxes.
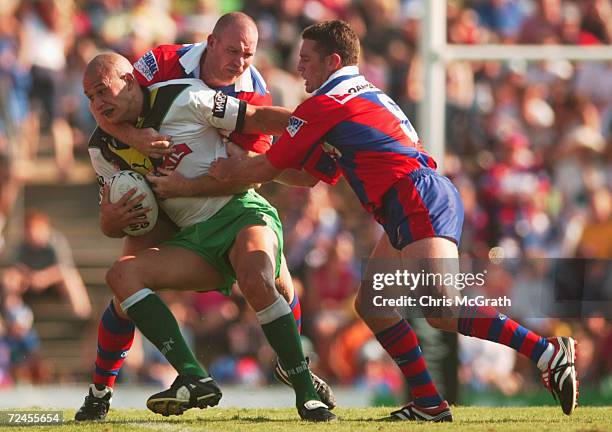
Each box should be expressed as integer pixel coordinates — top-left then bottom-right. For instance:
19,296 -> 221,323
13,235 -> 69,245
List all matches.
1,406 -> 610,431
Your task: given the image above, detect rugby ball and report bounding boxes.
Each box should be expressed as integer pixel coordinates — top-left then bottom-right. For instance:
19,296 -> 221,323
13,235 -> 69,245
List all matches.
109,170 -> 158,236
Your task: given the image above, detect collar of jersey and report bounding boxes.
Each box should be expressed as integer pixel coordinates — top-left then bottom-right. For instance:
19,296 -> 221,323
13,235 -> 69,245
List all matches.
314,65 -> 360,96
136,86 -> 154,128
178,41 -> 255,93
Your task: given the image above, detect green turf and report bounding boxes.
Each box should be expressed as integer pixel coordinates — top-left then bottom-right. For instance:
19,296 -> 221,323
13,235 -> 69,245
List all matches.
1,406 -> 610,431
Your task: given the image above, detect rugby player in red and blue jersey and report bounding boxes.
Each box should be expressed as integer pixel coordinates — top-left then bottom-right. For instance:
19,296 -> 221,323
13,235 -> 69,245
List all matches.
210,20 -> 578,422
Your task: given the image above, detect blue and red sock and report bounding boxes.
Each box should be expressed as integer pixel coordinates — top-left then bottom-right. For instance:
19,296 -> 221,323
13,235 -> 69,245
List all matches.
376,319 -> 444,407
93,301 -> 135,387
458,305 -> 549,364
289,293 -> 302,334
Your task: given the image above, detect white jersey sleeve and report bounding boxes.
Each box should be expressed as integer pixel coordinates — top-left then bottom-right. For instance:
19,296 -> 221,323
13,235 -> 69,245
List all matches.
188,89 -> 246,134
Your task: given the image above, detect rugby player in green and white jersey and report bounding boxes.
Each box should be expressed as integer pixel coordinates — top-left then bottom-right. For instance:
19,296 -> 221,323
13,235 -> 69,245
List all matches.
82,52 -> 335,422
76,12 -> 334,423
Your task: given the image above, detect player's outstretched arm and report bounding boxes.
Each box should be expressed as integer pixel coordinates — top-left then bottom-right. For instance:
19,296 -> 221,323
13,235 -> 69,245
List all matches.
209,154 -> 280,184
276,169 -> 319,187
146,168 -> 259,199
241,105 -> 292,136
90,104 -> 173,159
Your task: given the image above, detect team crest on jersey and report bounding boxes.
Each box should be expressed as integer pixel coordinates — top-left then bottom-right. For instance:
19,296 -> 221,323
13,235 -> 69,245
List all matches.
212,91 -> 228,118
286,116 -> 306,137
134,50 -> 158,81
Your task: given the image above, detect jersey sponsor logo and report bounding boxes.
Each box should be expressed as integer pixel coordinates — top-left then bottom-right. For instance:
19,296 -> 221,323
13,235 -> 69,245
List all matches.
327,76 -> 377,104
286,116 -> 306,137
347,82 -> 376,94
212,91 -> 228,118
160,143 -> 193,171
133,50 -> 158,82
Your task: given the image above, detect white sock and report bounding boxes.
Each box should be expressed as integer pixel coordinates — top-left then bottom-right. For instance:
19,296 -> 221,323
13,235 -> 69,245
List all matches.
119,288 -> 154,312
255,296 -> 291,324
537,341 -> 555,371
90,383 -> 112,398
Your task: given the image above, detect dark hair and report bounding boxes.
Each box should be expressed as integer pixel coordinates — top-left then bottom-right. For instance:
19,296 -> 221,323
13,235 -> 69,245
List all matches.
302,20 -> 360,66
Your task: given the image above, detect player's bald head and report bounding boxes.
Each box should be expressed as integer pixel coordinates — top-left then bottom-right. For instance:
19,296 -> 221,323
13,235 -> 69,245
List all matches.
83,52 -> 134,83
212,12 -> 258,39
82,52 -> 142,124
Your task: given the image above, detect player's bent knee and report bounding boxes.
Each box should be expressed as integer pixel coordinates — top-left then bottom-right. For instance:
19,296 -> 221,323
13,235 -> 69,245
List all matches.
238,270 -> 277,308
105,258 -> 139,297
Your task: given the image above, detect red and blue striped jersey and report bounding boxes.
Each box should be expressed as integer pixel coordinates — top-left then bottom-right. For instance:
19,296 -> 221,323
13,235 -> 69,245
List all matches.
132,42 -> 272,153
267,66 -> 437,215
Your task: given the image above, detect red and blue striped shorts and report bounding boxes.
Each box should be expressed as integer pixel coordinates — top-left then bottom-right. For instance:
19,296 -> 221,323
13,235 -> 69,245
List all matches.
378,168 -> 464,250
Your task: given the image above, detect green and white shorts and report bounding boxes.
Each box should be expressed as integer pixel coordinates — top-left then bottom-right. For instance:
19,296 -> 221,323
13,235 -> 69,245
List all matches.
162,189 -> 283,295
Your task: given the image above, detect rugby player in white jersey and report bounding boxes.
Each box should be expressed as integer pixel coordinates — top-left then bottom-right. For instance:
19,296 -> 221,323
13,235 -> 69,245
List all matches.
76,13 -> 334,422
79,52 -> 335,422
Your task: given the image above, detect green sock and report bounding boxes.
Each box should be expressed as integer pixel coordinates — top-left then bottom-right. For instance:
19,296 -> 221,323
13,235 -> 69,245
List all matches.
122,289 -> 207,378
257,297 -> 319,406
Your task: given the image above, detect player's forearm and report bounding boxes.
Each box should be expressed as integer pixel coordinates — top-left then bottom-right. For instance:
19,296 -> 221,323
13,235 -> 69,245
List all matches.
183,175 -> 259,197
242,105 -> 291,136
275,169 -> 319,187
99,215 -> 126,238
224,155 -> 280,183
94,110 -> 137,145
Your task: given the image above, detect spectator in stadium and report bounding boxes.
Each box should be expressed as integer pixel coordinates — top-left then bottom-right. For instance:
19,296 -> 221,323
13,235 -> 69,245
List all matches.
75,12 -> 334,423
99,0 -> 177,62
19,0 -> 75,174
209,19 -> 579,421
4,208 -> 91,319
479,133 -> 552,253
472,0 -> 526,42
0,2 -> 29,157
575,187 -> 612,258
0,153 -> 17,252
1,266 -> 51,384
0,315 -> 11,387
519,0 -> 563,43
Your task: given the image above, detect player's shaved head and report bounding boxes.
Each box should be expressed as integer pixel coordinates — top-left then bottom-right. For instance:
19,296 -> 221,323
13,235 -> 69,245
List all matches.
212,12 -> 258,38
203,12 -> 258,87
84,52 -> 134,82
82,52 -> 142,124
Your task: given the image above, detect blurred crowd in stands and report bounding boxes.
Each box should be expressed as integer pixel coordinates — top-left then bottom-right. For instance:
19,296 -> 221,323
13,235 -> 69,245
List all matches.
0,0 -> 610,405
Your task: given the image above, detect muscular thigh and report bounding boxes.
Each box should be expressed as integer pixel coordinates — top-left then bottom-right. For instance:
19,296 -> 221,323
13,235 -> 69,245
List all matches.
120,245 -> 225,292
400,236 -> 462,319
122,217 -> 177,255
228,224 -> 278,282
